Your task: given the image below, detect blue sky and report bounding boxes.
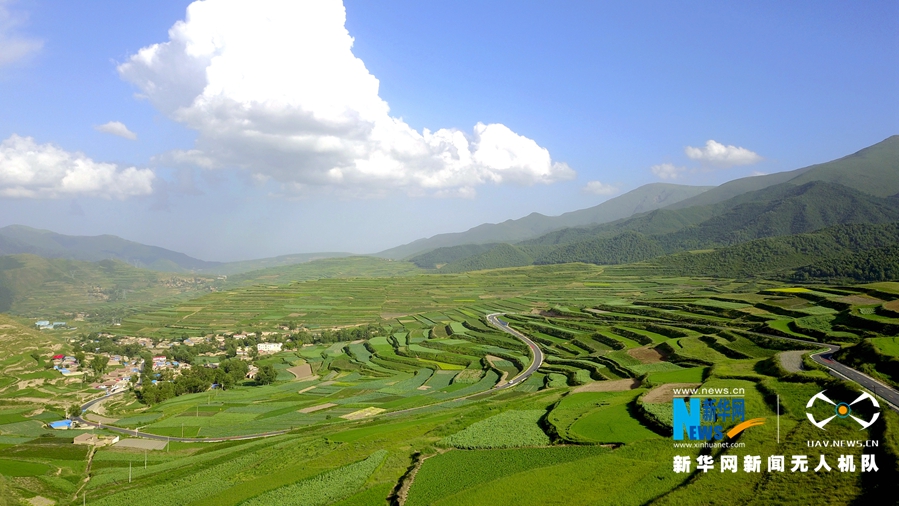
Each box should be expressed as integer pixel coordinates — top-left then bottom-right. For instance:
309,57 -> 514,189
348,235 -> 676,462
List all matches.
0,0 -> 896,261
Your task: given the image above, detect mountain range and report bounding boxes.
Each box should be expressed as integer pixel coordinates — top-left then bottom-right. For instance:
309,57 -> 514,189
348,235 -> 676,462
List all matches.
0,225 -> 222,273
0,135 -> 896,284
0,225 -> 353,275
374,182 -> 712,259
407,136 -> 899,272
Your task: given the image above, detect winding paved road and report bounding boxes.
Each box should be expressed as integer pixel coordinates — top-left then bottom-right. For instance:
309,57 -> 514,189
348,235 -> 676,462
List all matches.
484,315 -> 895,410
725,327 -> 899,412
809,347 -> 899,412
613,321 -> 899,413
486,312 -> 544,388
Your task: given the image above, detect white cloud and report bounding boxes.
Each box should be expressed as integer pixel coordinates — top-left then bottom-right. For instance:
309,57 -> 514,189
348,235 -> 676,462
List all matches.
0,0 -> 42,67
582,180 -> 618,195
118,0 -> 574,196
433,186 -> 477,199
650,163 -> 686,180
95,121 -> 138,140
684,140 -> 762,167
0,134 -> 155,198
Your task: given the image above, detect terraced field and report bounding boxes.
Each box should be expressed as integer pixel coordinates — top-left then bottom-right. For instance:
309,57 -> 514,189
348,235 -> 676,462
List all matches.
0,265 -> 898,504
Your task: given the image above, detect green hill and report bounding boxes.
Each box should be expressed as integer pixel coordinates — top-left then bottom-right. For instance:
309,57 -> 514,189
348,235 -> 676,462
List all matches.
785,135 -> 899,197
666,135 -> 899,210
653,222 -> 899,280
437,244 -> 534,273
205,252 -> 354,275
414,178 -> 899,273
0,225 -> 359,276
551,182 -> 713,226
655,181 -> 899,251
0,225 -> 221,272
375,183 -> 711,259
533,231 -> 664,266
793,244 -> 899,282
488,181 -> 898,270
520,205 -> 717,247
409,244 -> 499,269
223,255 -> 423,286
0,253 -> 424,317
528,180 -> 899,251
0,254 -> 216,316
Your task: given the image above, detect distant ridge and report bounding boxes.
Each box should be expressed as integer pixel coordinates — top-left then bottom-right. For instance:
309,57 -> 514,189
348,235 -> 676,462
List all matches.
527,180 -> 899,265
666,135 -> 899,210
422,181 -> 899,275
0,254 -> 208,313
203,252 -> 354,276
409,135 -> 899,274
0,225 -> 221,273
375,183 -> 712,259
0,225 -> 352,275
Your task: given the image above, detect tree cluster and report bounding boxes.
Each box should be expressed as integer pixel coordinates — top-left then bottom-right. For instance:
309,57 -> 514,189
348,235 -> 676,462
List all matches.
136,358 -> 250,405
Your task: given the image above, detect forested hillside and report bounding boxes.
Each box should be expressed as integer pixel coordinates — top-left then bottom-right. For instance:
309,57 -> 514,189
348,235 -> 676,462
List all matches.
793,244 -> 899,282
533,231 -> 664,266
436,244 -> 535,273
653,223 -> 899,280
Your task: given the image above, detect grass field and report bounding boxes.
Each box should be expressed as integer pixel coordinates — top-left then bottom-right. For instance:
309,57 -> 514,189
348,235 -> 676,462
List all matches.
406,446 -> 613,506
409,439 -> 691,506
440,410 -> 550,449
548,390 -> 659,444
872,337 -> 899,357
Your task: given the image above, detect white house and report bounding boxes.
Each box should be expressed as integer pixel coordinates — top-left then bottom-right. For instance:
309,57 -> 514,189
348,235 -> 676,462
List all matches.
257,342 -> 282,354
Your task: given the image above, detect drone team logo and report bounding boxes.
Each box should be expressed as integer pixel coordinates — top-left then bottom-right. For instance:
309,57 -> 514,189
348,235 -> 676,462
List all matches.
806,390 -> 880,430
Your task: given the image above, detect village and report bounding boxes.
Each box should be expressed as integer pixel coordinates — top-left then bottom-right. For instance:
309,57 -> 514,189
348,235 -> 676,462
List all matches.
42,332 -> 287,389
37,319 -> 293,441
31,316 -> 380,446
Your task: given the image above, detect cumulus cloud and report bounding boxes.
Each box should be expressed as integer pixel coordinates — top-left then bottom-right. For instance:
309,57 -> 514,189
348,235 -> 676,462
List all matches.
0,134 -> 155,198
583,180 -> 618,195
684,140 -> 762,167
94,121 -> 138,140
0,0 -> 42,67
117,0 -> 574,195
650,163 -> 686,180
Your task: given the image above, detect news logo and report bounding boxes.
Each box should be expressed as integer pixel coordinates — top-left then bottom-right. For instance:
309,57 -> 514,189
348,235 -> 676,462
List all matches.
672,387 -> 765,441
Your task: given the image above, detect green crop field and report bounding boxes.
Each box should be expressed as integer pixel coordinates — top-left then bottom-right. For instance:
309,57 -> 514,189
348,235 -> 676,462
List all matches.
547,390 -> 659,444
0,458 -> 51,476
647,366 -> 706,384
410,439 -> 691,506
440,409 -> 550,449
0,262 -> 896,505
241,450 -> 388,506
406,446 -> 613,506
